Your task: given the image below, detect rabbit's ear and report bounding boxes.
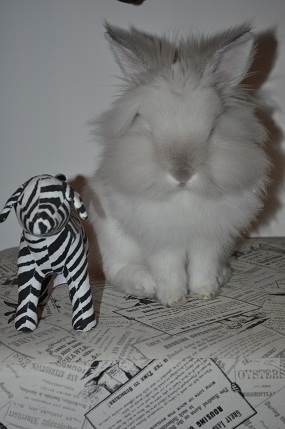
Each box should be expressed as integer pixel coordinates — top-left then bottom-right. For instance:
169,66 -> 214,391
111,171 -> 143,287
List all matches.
104,21 -> 157,80
209,29 -> 255,88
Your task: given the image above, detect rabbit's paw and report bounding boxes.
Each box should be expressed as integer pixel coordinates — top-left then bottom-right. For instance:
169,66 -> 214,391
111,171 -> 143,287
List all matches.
218,266 -> 232,286
157,288 -> 188,308
131,272 -> 157,299
113,264 -> 157,299
190,283 -> 220,300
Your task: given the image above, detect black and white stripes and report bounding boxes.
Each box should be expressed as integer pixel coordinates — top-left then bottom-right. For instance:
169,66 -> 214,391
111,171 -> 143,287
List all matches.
0,174 -> 96,332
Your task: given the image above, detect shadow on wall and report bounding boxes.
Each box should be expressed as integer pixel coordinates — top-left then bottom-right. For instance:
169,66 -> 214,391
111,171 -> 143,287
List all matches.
245,28 -> 285,232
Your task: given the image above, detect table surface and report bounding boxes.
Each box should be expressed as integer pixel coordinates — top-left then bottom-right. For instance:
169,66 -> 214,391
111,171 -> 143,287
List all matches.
0,237 -> 285,429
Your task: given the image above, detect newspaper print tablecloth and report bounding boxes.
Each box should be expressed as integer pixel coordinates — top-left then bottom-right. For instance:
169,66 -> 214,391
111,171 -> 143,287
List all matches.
0,237 -> 285,429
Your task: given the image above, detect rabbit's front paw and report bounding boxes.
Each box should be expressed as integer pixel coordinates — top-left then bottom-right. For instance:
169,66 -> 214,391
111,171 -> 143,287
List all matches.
109,264 -> 157,299
157,287 -> 188,308
218,266 -> 232,286
131,271 -> 157,299
190,283 -> 220,300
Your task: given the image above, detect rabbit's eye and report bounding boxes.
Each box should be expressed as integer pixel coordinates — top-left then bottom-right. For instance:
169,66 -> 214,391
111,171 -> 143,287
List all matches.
130,112 -> 140,127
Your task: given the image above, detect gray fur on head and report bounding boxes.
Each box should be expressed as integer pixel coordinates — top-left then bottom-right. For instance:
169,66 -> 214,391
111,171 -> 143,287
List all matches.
104,21 -> 255,87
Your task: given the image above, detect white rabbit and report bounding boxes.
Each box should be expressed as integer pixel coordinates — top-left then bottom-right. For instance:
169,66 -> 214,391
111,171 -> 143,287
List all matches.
87,22 -> 270,307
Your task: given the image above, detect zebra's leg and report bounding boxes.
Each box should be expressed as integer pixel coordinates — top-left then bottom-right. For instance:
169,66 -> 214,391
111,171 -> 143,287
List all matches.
15,243 -> 44,332
64,250 -> 96,332
38,275 -> 52,306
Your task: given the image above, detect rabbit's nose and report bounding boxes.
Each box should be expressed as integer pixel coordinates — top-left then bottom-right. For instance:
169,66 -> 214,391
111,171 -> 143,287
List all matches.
172,167 -> 192,186
177,180 -> 188,188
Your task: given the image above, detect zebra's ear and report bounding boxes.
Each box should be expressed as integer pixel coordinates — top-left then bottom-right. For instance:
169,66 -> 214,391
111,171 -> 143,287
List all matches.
65,184 -> 88,219
65,183 -> 74,203
73,191 -> 88,220
0,185 -> 24,223
55,173 -> 67,182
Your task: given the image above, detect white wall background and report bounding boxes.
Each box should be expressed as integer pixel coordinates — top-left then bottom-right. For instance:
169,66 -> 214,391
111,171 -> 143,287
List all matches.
1,0 -> 285,250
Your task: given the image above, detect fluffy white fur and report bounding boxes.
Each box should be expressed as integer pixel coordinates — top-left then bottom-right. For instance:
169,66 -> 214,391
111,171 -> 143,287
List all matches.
87,22 -> 270,307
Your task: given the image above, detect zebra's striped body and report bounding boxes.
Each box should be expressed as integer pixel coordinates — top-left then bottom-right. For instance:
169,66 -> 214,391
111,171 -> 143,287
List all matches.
0,174 -> 96,332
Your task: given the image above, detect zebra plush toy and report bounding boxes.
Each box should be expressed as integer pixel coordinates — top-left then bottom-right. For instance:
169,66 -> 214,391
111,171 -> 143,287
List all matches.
0,174 -> 96,332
